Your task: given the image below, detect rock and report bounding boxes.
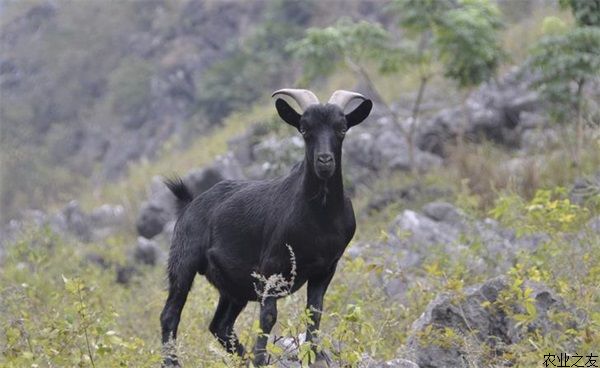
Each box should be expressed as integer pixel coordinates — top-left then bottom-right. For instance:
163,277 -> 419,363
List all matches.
212,152 -> 246,180
133,237 -> 164,266
422,202 -> 464,224
135,156 -> 246,239
90,204 -> 126,228
184,167 -> 224,195
407,277 -> 579,368
62,201 -> 92,242
569,171 -> 600,205
246,135 -> 304,179
344,119 -> 442,180
372,359 -> 419,368
417,67 -> 542,156
85,252 -> 110,269
358,203 -> 549,299
116,265 -> 138,285
586,216 -> 600,234
136,201 -> 171,239
359,355 -> 419,368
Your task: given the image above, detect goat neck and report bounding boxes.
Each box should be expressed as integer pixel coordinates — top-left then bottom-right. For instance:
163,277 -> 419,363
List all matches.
300,149 -> 344,209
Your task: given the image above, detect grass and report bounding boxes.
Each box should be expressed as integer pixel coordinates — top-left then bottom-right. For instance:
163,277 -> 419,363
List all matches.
2,110 -> 600,367
2,6 -> 599,365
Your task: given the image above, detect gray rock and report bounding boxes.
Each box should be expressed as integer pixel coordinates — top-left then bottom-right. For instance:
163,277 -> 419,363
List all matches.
135,156 -> 246,239
359,355 -> 419,368
184,167 -> 224,195
417,67 -> 542,156
136,201 -> 170,239
375,359 -> 419,368
246,135 -> 304,179
62,201 -> 92,242
210,152 -> 246,181
90,204 -> 126,228
422,202 -> 464,224
85,252 -> 110,269
586,216 -> 600,234
116,265 -> 138,285
407,277 -> 578,368
133,237 -> 164,266
344,120 -> 442,179
569,172 -> 600,205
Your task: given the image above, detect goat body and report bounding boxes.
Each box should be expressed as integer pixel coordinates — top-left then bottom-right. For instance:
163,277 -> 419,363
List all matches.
170,162 -> 355,303
160,89 -> 372,367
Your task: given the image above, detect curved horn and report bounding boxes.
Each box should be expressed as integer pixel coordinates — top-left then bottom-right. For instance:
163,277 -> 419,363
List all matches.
328,90 -> 367,110
271,89 -> 320,111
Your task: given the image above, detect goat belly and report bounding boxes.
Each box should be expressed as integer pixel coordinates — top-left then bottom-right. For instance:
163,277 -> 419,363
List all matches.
204,247 -> 260,302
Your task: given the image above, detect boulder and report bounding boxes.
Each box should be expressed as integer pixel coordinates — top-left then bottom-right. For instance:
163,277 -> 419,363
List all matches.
90,204 -> 126,228
417,68 -> 542,156
569,171 -> 600,205
136,201 -> 171,239
344,117 -> 442,180
422,201 -> 464,225
184,167 -> 224,195
359,355 -> 419,368
407,277 -> 579,368
116,264 -> 138,285
62,201 -> 92,242
361,202 -> 547,298
133,237 -> 165,266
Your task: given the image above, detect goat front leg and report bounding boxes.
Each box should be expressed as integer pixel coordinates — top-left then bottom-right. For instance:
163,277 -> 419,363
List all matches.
305,264 -> 337,365
253,297 -> 278,366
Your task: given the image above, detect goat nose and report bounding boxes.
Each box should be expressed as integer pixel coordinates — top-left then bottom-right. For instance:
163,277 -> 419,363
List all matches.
317,153 -> 333,164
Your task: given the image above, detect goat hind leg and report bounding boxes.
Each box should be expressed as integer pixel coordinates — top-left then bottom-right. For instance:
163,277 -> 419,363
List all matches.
160,270 -> 194,367
209,295 -> 246,357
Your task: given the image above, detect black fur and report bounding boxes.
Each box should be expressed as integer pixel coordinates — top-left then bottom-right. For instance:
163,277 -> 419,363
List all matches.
164,177 -> 194,217
160,98 -> 372,367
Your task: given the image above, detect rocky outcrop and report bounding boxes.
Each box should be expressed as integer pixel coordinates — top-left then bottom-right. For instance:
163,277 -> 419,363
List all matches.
389,202 -> 545,272
135,157 -> 245,239
4,201 -> 126,244
417,67 -> 542,157
406,277 -> 580,368
569,171 -> 600,205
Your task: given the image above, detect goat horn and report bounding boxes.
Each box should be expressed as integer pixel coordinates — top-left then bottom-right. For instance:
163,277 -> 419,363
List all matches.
328,90 -> 367,110
272,89 -> 320,111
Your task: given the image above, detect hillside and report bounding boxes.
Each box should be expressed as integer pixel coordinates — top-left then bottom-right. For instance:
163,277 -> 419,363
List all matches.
1,0 -> 600,367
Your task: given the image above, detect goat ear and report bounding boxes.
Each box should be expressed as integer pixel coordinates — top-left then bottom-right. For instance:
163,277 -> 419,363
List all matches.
275,98 -> 301,129
345,99 -> 372,128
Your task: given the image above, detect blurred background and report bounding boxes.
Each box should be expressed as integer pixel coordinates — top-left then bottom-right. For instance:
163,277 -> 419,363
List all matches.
1,0 -> 599,367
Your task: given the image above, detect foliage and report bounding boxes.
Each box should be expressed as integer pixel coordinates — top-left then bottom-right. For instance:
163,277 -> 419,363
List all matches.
434,0 -> 506,88
197,0 -> 314,122
559,0 -> 600,27
529,26 -> 600,120
489,187 -> 592,235
292,0 -> 505,172
289,19 -> 391,83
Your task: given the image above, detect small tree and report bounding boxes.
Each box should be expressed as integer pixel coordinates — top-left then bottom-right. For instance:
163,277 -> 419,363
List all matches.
530,0 -> 600,167
291,0 -> 505,173
434,0 -> 505,147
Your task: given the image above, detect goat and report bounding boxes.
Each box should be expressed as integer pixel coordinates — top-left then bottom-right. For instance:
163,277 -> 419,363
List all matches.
160,89 -> 372,367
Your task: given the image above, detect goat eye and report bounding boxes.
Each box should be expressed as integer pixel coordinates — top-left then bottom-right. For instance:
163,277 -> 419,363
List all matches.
299,128 -> 307,136
339,128 -> 347,136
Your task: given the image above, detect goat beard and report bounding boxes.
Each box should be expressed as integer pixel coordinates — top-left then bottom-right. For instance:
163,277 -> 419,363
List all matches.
307,181 -> 329,207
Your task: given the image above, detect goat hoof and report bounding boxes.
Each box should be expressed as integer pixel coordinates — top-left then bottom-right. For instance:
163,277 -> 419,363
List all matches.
252,354 -> 269,367
162,357 -> 181,367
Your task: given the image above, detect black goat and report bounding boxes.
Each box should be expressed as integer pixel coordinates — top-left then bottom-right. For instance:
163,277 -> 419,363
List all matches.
160,89 -> 372,366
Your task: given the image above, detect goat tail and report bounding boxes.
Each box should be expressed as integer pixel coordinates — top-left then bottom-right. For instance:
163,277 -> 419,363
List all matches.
164,176 -> 194,217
